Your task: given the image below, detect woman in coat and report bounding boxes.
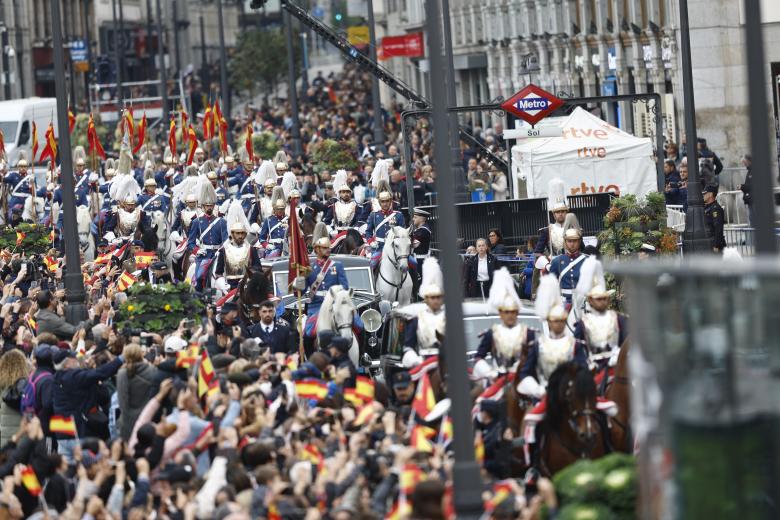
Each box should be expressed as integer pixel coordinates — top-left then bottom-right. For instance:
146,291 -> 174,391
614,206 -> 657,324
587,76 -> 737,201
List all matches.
116,344 -> 159,441
490,169 -> 508,201
0,348 -> 31,445
464,238 -> 498,299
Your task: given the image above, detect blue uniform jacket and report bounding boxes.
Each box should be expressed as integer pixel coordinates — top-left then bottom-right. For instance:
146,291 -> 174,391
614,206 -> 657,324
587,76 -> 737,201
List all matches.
137,191 -> 171,214
365,209 -> 404,242
258,215 -> 287,251
548,252 -> 589,303
187,214 -> 229,256
305,258 -> 349,306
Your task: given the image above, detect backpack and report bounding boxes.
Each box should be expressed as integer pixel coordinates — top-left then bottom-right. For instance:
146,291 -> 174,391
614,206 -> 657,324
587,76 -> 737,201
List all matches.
19,372 -> 52,414
2,377 -> 28,412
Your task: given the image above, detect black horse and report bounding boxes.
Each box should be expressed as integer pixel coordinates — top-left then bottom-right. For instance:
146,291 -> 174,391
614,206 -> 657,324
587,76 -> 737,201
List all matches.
237,265 -> 275,324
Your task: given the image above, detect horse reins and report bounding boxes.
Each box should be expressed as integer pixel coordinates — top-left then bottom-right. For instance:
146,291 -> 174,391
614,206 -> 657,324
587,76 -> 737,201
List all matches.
378,239 -> 409,302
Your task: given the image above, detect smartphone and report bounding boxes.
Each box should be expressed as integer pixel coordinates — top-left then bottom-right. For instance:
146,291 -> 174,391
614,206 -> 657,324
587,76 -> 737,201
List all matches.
29,280 -> 38,289
182,319 -> 196,329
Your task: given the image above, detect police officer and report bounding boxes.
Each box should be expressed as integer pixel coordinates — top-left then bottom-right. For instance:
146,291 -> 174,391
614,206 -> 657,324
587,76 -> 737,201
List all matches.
248,300 -> 294,354
410,208 -> 432,260
187,183 -> 229,291
327,336 -> 356,389
703,185 -> 726,253
365,191 -> 405,268
137,178 -> 170,214
258,200 -> 287,258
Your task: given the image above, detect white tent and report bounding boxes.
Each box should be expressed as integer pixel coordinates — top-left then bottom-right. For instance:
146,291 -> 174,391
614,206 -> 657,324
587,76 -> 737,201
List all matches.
511,107 -> 658,200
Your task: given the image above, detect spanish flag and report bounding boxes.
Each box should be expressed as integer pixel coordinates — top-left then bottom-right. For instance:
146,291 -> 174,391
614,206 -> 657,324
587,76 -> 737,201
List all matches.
343,388 -> 362,407
134,251 -> 156,269
355,376 -> 375,403
474,432 -> 484,464
43,256 -> 57,272
385,499 -> 411,520
39,122 -> 57,164
0,129 -> 5,158
21,466 -> 42,496
399,463 -> 423,495
87,113 -> 106,159
176,344 -> 199,369
267,503 -> 282,520
294,378 -> 328,401
352,403 -> 376,427
116,270 -> 137,292
49,229 -> 56,243
133,112 -> 147,154
93,251 -> 112,265
485,481 -> 513,513
411,372 -> 436,419
15,231 -> 25,246
203,104 -> 214,139
410,425 -> 436,453
186,124 -> 198,165
438,416 -> 453,446
301,443 -> 325,473
31,121 -> 38,161
168,118 -> 177,158
284,355 -> 298,371
68,107 -> 76,134
124,109 -> 135,144
50,415 -> 77,436
198,348 -> 217,398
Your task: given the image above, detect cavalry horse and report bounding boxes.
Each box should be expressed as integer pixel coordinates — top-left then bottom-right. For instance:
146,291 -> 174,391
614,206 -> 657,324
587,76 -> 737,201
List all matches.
537,361 -> 609,476
76,205 -> 95,262
375,226 -> 414,306
317,286 -> 360,366
605,340 -> 632,454
331,228 -> 365,256
237,265 -> 275,324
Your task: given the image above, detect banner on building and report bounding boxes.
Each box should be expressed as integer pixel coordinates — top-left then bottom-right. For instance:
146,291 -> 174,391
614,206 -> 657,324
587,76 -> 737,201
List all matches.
378,32 -> 424,60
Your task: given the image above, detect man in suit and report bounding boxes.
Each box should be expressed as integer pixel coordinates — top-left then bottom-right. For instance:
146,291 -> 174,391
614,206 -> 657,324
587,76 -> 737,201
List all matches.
248,300 -> 293,354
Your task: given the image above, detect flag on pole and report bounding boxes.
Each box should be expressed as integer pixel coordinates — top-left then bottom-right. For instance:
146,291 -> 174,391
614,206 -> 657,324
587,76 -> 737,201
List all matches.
301,444 -> 325,473
410,425 -> 436,453
353,403 -> 376,427
49,415 -> 77,436
31,122 -> 38,161
168,118 -> 177,158
15,231 -> 25,246
43,255 -> 58,272
68,107 -> 76,134
198,348 -> 217,398
203,104 -> 213,139
87,114 -> 107,160
245,123 -> 254,163
343,388 -> 363,407
134,251 -> 156,268
355,376 -> 375,403
124,109 -> 135,144
176,344 -> 200,368
39,123 -> 57,163
0,129 -> 5,160
294,379 -> 328,401
186,124 -> 198,165
287,198 -> 311,287
21,466 -> 42,496
133,113 -> 147,154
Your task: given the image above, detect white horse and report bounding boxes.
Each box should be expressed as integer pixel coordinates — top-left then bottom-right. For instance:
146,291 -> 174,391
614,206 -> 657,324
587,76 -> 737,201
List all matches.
317,285 -> 360,366
22,196 -> 46,224
375,226 -> 414,306
76,205 -> 95,262
149,210 -> 175,269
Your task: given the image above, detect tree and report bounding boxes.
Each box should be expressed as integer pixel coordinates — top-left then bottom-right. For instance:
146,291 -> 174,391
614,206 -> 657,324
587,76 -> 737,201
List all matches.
229,28 -> 302,102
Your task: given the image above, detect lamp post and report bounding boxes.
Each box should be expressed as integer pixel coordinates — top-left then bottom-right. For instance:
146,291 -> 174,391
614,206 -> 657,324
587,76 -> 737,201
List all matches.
156,0 -> 170,124
366,0 -> 385,149
284,9 -> 303,158
173,0 -> 182,77
742,0 -> 777,254
1,25 -> 10,100
678,0 -> 710,253
110,0 -> 124,107
216,0 -> 230,129
49,0 -> 87,323
200,14 -> 209,91
425,0 -> 483,516
300,32 -> 309,92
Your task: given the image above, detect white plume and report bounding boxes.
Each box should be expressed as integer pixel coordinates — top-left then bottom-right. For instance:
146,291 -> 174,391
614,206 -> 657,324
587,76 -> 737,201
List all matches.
419,257 -> 443,298
535,274 -> 563,320
488,267 -> 521,312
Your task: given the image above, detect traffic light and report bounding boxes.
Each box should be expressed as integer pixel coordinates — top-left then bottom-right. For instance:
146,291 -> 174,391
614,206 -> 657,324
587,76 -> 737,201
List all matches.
334,13 -> 343,21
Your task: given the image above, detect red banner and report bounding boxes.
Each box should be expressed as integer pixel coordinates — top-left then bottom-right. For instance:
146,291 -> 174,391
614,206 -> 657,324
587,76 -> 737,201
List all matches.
378,32 -> 424,60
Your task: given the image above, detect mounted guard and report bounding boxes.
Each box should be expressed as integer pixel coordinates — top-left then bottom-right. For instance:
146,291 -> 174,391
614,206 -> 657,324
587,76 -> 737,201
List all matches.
258,186 -> 288,258
402,257 -> 445,367
214,200 -> 262,293
187,179 -> 229,291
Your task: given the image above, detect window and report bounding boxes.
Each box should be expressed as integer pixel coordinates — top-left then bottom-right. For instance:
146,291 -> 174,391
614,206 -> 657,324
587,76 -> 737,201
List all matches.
17,121 -> 30,146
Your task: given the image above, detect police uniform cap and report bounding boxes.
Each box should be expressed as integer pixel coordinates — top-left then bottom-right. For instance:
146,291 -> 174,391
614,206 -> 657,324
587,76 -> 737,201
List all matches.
220,302 -> 238,314
480,399 -> 500,416
391,370 -> 412,389
131,240 -> 144,247
150,261 -> 168,271
413,208 -> 430,218
702,185 -> 718,195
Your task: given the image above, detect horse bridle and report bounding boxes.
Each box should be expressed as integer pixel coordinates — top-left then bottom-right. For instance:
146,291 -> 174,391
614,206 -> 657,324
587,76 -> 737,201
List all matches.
378,238 -> 409,301
564,380 -> 600,455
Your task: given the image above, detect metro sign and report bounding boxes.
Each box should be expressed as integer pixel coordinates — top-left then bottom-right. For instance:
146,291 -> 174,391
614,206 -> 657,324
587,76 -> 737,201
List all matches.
501,84 -> 565,126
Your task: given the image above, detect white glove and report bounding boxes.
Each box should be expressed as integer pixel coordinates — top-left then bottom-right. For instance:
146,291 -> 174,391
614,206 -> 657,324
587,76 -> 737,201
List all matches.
370,241 -> 379,250
265,243 -> 275,250
221,165 -> 228,174
472,359 -> 494,381
517,376 -> 545,399
89,172 -> 99,183
402,348 -> 423,368
608,348 -> 620,368
292,276 -> 306,291
250,223 -> 261,234
170,231 -> 182,243
215,277 -> 230,293
103,232 -> 116,242
166,168 -> 175,178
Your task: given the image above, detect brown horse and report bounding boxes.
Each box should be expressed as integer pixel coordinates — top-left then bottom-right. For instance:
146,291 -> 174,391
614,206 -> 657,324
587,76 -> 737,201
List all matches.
605,339 -> 632,453
538,361 -> 609,476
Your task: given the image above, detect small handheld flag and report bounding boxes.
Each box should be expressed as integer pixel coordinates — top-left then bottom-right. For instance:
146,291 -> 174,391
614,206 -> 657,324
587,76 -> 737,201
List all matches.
50,415 -> 77,436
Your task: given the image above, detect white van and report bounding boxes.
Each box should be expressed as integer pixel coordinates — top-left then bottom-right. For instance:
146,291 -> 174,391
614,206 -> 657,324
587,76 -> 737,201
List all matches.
0,97 -> 59,167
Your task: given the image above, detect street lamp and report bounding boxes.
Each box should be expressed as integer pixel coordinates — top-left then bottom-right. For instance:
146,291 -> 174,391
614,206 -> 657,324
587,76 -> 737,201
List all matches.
217,0 -> 231,130
284,9 -> 303,158
425,0 -> 483,516
156,0 -> 170,124
49,0 -> 87,323
0,24 -> 10,100
678,0 -> 710,253
366,0 -> 385,150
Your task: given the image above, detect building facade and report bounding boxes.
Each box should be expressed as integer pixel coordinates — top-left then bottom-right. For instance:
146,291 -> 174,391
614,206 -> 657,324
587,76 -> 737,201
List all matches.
379,0 -> 780,170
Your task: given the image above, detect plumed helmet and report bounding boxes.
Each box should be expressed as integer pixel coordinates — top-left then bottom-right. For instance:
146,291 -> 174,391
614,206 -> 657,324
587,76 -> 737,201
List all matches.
117,140 -> 133,175
547,178 -> 568,212
370,158 -> 393,189
16,150 -> 28,168
163,146 -> 174,165
206,170 -> 217,180
185,193 -> 198,203
375,179 -> 392,196
281,171 -> 297,198
73,145 -> 86,166
104,158 -> 116,177
273,150 -> 288,164
123,194 -> 136,205
562,213 -> 582,239
238,147 -> 250,164
273,199 -> 286,210
312,222 -> 330,248
143,166 -> 155,181
199,179 -> 218,205
488,267 -> 521,312
271,185 -> 286,209
254,160 -> 277,186
535,274 -> 567,320
378,191 -> 393,201
230,221 -> 246,233
419,257 -> 444,298
185,165 -> 199,177
144,178 -> 157,187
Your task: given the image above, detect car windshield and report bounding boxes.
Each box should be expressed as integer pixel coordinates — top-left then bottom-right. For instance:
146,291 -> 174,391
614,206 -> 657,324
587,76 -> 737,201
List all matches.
273,267 -> 373,297
463,315 -> 544,351
0,122 -> 18,144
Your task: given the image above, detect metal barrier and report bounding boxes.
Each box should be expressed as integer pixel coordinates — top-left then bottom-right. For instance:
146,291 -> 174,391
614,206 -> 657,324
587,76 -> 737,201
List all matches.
725,226 -> 755,256
416,193 -> 614,249
666,205 -> 686,231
